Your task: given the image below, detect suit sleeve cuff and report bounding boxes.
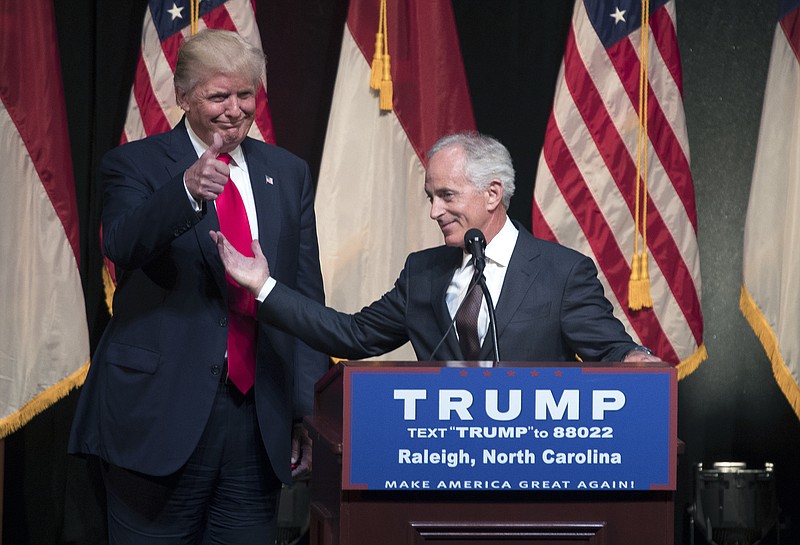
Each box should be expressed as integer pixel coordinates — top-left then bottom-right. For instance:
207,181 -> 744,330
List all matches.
256,276 -> 277,303
627,345 -> 654,356
183,173 -> 202,212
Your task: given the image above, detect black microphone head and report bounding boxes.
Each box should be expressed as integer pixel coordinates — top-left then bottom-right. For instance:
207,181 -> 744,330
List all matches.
464,228 -> 487,273
464,228 -> 486,254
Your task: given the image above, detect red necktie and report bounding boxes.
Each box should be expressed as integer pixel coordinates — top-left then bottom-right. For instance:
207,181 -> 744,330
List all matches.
215,153 -> 256,393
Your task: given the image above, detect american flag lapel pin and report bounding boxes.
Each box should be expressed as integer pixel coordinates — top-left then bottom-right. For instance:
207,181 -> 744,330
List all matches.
265,174 -> 274,185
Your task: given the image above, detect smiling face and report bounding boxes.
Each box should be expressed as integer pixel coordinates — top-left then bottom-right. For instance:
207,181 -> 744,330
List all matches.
176,72 -> 257,153
424,145 -> 504,248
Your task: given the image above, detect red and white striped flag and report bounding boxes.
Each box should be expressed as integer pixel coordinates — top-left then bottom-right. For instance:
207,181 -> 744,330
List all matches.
533,0 -> 705,374
314,0 -> 475,360
740,0 -> 800,420
104,0 -> 274,299
0,0 -> 90,436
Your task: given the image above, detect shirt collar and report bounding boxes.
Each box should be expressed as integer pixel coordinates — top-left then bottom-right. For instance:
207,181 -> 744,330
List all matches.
460,216 -> 518,269
184,120 -> 246,169
485,216 -> 518,268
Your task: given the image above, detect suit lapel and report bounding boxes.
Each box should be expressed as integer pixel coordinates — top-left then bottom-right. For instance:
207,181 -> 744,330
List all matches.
241,139 -> 281,271
430,247 -> 467,360
164,121 -> 200,180
479,229 -> 544,359
495,230 -> 543,332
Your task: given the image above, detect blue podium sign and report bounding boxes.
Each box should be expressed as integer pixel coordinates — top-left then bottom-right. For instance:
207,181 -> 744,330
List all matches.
342,363 -> 676,491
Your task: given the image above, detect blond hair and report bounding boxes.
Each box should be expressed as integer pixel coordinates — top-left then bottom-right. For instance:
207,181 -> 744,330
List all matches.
174,29 -> 264,93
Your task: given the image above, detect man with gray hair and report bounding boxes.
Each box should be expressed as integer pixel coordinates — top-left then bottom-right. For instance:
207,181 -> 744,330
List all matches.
69,29 -> 329,544
210,131 -> 660,364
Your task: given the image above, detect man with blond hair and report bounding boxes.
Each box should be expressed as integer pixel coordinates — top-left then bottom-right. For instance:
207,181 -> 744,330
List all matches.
70,29 -> 328,544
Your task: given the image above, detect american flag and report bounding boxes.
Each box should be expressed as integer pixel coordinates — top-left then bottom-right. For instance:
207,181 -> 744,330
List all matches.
121,0 -> 274,144
533,0 -> 705,374
104,0 -> 274,295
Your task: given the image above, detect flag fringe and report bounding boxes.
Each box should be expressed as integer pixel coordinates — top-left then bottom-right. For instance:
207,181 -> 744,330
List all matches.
677,343 -> 708,380
740,284 -> 800,420
0,360 -> 90,439
102,262 -> 115,315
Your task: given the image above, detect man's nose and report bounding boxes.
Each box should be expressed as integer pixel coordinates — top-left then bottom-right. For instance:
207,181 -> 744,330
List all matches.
224,97 -> 242,116
429,198 -> 442,220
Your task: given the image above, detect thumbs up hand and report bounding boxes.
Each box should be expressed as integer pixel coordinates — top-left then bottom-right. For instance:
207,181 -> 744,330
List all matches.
185,132 -> 231,202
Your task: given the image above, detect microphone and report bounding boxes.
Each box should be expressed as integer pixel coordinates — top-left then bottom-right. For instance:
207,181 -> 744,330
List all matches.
464,228 -> 486,274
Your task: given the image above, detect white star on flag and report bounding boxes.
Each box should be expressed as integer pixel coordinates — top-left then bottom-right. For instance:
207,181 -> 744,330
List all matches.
610,7 -> 626,23
167,3 -> 184,20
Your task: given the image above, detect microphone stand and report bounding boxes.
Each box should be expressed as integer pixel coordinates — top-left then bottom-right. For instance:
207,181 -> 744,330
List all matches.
477,271 -> 500,365
473,257 -> 500,365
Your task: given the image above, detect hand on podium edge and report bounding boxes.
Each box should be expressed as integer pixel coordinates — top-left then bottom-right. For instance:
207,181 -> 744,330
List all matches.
622,348 -> 662,363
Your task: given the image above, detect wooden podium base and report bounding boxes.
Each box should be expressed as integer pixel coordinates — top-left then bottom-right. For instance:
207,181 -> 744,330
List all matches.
311,490 -> 674,544
306,416 -> 675,545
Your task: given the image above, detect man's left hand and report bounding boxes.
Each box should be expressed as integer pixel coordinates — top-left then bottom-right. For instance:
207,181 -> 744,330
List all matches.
623,349 -> 662,363
291,422 -> 312,480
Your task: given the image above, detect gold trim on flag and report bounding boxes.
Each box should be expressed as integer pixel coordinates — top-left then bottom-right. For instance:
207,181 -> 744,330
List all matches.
740,284 -> 800,420
0,361 -> 90,439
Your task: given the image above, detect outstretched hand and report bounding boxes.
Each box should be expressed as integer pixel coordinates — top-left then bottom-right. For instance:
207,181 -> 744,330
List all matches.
209,230 -> 271,295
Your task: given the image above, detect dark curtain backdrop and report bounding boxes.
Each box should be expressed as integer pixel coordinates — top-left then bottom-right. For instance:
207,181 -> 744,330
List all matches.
4,1 -> 798,544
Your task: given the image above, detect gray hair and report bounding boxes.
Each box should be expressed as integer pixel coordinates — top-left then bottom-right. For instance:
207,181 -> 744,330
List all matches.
174,29 -> 265,93
427,131 -> 516,209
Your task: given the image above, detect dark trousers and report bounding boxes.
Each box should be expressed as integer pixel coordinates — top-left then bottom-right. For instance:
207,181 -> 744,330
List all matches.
102,380 -> 281,545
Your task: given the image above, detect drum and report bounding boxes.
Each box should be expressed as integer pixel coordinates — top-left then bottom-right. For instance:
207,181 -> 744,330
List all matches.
692,462 -> 779,545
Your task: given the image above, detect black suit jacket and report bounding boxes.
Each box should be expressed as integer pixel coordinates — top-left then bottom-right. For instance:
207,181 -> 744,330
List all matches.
259,225 -> 636,363
69,121 -> 328,483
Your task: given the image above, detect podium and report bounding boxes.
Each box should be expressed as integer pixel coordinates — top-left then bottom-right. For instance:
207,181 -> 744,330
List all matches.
305,361 -> 678,544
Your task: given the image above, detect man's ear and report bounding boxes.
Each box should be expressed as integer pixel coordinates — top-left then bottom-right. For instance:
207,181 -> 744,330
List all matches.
486,180 -> 504,211
175,87 -> 189,111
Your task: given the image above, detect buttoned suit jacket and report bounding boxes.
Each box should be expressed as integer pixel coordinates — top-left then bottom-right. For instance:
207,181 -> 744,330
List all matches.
259,224 -> 636,363
69,120 -> 328,483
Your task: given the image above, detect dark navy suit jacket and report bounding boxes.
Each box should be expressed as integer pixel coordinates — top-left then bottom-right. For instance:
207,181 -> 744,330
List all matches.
259,225 -> 637,363
69,121 -> 328,483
